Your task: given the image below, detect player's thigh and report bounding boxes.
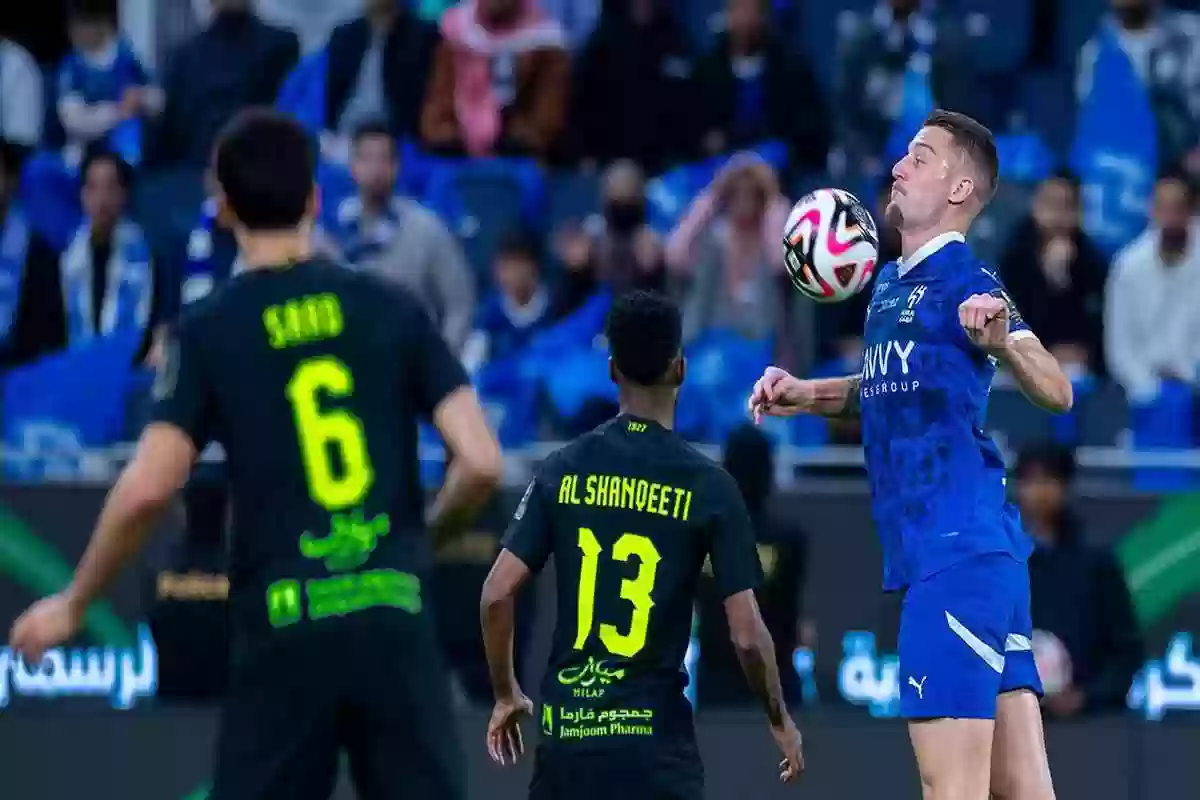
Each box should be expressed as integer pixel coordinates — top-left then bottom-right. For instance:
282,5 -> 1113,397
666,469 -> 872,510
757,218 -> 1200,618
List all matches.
529,743 -> 703,800
991,689 -> 1056,800
899,556 -> 1018,721
908,717 -> 994,800
209,652 -> 339,800
342,661 -> 465,800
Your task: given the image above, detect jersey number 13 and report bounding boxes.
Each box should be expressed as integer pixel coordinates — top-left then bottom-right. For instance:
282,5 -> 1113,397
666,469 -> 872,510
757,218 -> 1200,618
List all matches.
574,528 -> 662,658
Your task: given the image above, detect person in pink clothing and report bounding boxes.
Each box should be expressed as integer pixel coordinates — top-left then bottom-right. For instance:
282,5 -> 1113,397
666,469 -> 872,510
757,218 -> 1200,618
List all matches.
420,0 -> 569,158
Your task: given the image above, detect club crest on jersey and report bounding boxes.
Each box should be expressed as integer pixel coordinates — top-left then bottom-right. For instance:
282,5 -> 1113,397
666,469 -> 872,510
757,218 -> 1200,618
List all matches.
898,285 -> 926,324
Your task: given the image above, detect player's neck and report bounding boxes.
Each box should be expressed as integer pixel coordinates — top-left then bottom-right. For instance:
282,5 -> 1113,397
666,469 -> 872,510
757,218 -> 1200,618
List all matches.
899,225 -> 964,262
237,229 -> 314,271
618,393 -> 675,431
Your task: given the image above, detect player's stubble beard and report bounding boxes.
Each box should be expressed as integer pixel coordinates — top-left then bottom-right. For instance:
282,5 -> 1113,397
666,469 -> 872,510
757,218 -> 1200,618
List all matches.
884,199 -> 903,230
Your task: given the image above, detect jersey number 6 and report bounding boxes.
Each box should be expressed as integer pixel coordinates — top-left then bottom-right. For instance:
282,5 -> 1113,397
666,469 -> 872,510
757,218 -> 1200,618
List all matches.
574,528 -> 662,658
286,356 -> 375,511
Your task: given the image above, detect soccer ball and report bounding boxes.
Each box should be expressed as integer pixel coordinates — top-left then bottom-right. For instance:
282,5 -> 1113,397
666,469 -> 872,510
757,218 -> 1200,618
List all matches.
782,188 -> 879,303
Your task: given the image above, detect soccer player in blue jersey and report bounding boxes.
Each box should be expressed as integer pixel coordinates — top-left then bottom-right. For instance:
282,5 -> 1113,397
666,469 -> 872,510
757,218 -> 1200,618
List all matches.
750,110 -> 1072,800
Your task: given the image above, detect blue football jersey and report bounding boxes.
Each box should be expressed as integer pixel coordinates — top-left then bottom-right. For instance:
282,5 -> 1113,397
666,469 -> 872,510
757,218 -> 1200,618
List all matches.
859,233 -> 1034,591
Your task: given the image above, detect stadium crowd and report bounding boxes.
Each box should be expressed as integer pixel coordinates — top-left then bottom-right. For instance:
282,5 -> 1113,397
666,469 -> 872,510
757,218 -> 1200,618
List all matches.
0,0 -> 1168,720
0,0 -> 1197,463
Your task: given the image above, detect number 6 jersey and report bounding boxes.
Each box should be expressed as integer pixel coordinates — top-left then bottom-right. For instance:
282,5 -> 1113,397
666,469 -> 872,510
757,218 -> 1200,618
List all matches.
150,257 -> 468,644
502,415 -> 762,746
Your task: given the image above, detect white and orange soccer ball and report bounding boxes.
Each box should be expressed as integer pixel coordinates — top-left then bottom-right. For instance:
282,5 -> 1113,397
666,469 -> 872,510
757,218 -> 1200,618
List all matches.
782,188 -> 879,303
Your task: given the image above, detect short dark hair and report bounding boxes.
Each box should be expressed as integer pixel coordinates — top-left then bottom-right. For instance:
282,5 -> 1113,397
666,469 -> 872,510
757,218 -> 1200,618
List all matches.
213,108 -> 315,231
352,119 -> 395,148
80,145 -> 133,191
496,228 -> 540,265
923,109 -> 999,203
605,290 -> 682,387
1014,443 -> 1076,484
68,0 -> 117,23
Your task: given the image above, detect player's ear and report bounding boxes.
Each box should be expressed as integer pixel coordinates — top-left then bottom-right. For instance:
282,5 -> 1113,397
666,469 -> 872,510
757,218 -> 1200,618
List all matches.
608,357 -> 618,386
674,355 -> 686,387
214,189 -> 238,231
948,174 -> 974,207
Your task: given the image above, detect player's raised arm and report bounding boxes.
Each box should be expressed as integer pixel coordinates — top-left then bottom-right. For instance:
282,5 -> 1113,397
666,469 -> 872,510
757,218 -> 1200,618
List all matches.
958,276 -> 1073,413
10,325 -> 210,663
748,365 -> 862,421
709,470 -> 804,782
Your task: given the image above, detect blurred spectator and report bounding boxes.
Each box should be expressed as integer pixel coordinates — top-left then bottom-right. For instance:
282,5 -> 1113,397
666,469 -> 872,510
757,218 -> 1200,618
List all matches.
150,0 -> 299,166
570,0 -> 695,173
335,124 -> 475,354
998,171 -> 1108,375
1017,445 -> 1143,718
665,154 -> 790,345
17,148 -> 161,364
1077,0 -> 1200,174
321,0 -> 438,160
693,0 -> 827,173
833,0 -> 972,182
421,0 -> 570,159
553,159 -> 666,314
180,192 -> 240,308
0,141 -> 61,367
0,36 -> 43,155
325,122 -> 409,266
696,424 -> 811,708
1105,173 -> 1200,402
56,0 -> 162,163
464,229 -> 553,370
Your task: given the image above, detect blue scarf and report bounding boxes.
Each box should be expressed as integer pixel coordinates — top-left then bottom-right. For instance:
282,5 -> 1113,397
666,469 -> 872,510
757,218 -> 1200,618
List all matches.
60,219 -> 152,345
327,195 -> 405,266
0,207 -> 30,342
182,198 -> 242,306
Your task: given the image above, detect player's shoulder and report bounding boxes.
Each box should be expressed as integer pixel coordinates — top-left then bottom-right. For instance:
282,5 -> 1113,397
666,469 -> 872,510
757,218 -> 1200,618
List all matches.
302,257 -> 430,319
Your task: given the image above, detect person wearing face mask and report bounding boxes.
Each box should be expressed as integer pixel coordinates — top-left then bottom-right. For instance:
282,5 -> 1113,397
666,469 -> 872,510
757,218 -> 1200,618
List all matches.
1105,172 -> 1200,403
552,159 -> 665,315
998,171 -> 1108,376
1078,0 -> 1200,174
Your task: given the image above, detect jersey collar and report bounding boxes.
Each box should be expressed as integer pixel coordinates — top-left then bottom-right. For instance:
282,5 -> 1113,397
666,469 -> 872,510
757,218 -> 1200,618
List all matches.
897,231 -> 966,278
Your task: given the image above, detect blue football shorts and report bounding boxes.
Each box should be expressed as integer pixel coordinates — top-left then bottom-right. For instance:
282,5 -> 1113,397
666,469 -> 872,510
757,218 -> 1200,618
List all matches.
898,553 -> 1044,719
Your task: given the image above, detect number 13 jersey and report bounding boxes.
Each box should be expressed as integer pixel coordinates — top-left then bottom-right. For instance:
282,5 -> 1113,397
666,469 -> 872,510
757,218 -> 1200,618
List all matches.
503,415 -> 762,746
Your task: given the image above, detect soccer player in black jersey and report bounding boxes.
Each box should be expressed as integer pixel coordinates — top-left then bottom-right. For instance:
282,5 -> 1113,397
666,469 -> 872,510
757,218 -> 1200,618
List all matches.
480,291 -> 804,799
8,109 -> 502,800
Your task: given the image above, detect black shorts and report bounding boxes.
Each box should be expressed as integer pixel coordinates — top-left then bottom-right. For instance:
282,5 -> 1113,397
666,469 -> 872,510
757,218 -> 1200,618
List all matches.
529,741 -> 703,800
209,622 -> 464,800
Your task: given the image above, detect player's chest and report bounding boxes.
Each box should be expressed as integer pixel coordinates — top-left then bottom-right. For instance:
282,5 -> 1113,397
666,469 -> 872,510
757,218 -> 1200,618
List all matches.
861,279 -> 955,391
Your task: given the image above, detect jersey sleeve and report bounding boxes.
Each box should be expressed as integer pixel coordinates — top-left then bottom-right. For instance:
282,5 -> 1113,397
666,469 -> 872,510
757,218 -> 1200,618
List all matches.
148,318 -> 214,449
500,471 -> 554,573
402,295 -> 469,418
707,469 -> 763,599
956,265 -> 1035,344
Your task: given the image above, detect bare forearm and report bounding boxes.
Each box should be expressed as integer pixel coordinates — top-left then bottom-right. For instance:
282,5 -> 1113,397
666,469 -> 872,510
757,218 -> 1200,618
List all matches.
734,630 -> 788,728
428,459 -> 497,547
1002,337 -> 1073,413
810,374 -> 862,418
481,594 -> 519,700
67,473 -> 168,610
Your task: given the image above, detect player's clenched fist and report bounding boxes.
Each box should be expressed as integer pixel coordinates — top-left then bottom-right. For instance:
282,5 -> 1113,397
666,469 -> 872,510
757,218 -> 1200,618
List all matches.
958,293 -> 1009,354
9,592 -> 83,665
748,366 -> 815,422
